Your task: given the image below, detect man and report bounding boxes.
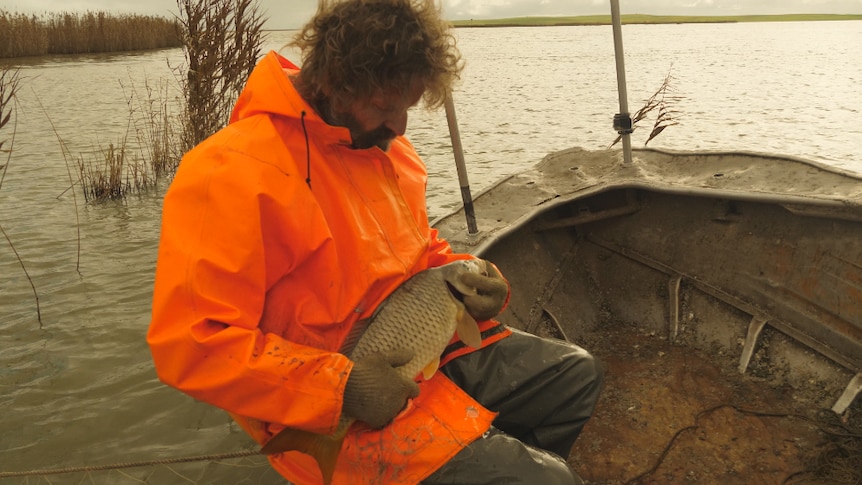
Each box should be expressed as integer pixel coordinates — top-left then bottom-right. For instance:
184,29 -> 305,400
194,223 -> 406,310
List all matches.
147,1 -> 602,484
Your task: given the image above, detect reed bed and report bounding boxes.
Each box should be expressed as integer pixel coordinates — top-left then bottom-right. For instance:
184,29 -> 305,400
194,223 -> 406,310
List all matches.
0,9 -> 181,58
77,143 -> 133,201
71,0 -> 265,202
76,139 -> 162,202
73,76 -> 181,202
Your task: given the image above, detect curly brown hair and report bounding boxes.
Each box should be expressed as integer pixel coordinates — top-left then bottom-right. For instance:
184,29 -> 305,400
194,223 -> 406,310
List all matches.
291,0 -> 463,111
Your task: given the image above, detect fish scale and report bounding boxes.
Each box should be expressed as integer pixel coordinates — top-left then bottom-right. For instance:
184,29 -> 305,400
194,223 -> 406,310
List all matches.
349,264 -> 470,380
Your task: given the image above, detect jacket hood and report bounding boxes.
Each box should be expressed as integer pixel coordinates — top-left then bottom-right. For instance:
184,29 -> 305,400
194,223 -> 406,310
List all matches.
229,51 -> 351,145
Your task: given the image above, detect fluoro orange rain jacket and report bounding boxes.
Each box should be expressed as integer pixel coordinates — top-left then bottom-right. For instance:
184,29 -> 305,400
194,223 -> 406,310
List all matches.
147,51 -> 511,484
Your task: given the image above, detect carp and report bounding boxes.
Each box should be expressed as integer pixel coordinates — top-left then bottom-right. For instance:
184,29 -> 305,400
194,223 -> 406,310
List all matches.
260,259 -> 489,484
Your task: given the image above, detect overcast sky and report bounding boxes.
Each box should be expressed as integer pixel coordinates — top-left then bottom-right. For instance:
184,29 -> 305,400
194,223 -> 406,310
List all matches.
2,0 -> 860,29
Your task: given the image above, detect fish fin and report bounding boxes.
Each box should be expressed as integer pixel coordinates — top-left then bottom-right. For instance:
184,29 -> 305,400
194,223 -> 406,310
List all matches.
422,357 -> 441,380
456,307 -> 482,348
260,425 -> 348,485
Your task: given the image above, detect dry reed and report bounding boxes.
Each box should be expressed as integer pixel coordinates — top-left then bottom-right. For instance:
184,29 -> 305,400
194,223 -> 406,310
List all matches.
77,143 -> 132,201
34,74 -> 164,204
610,65 -> 682,148
175,0 -> 266,152
0,9 -> 181,58
125,77 -> 184,178
0,65 -> 19,182
1,65 -> 42,325
75,96 -> 168,203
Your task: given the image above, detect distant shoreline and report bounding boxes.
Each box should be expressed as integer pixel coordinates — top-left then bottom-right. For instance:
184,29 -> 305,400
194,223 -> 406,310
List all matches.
450,13 -> 862,28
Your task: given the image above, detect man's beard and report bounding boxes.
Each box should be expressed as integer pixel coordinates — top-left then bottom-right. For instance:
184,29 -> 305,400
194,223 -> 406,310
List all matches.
297,80 -> 399,151
350,124 -> 398,151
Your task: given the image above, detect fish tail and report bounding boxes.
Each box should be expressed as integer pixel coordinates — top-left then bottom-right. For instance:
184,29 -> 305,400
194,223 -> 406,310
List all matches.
260,424 -> 348,485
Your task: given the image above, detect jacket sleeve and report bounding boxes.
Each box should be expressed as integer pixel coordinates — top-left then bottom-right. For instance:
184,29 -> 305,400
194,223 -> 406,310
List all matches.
147,143 -> 349,435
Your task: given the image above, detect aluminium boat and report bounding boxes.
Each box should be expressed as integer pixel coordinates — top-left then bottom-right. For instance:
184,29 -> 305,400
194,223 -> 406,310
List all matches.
433,146 -> 862,483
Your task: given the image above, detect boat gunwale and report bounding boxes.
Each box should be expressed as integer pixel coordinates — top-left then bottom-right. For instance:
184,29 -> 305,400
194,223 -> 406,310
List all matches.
434,147 -> 862,257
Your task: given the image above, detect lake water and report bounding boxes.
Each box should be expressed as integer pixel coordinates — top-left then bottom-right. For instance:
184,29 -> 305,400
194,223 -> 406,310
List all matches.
1,21 -> 860,483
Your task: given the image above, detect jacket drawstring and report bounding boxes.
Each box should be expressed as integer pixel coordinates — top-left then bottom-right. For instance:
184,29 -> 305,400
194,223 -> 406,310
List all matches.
300,111 -> 311,189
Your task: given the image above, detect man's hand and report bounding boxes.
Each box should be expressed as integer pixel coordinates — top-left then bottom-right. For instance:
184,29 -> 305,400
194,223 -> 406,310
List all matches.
460,262 -> 509,321
343,349 -> 420,428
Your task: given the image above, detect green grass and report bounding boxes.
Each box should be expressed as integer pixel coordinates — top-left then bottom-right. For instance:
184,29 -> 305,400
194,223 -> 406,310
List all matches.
451,13 -> 862,27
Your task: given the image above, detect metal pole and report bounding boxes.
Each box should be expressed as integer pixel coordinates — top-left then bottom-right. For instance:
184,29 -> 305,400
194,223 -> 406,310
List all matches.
610,0 -> 634,165
444,92 -> 479,235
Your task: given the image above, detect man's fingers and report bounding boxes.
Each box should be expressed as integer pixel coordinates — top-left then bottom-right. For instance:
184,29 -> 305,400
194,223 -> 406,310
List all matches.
404,380 -> 420,399
463,294 -> 498,316
387,351 -> 420,400
458,272 -> 483,287
460,272 -> 508,294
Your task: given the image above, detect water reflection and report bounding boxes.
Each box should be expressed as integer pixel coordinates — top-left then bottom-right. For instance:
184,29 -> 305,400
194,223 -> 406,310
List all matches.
1,47 -> 180,69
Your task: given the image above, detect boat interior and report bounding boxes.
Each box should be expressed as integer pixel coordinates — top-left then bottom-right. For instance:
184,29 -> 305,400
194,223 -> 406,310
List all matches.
437,148 -> 862,484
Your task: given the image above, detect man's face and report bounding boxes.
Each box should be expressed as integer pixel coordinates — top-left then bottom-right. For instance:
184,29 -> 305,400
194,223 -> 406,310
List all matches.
339,78 -> 425,151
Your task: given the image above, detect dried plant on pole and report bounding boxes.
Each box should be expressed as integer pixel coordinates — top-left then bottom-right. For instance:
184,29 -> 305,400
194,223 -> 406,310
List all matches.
175,0 -> 266,153
610,65 -> 682,148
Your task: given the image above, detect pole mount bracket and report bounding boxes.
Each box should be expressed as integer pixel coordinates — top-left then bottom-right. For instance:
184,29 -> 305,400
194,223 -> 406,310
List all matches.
613,112 -> 634,135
